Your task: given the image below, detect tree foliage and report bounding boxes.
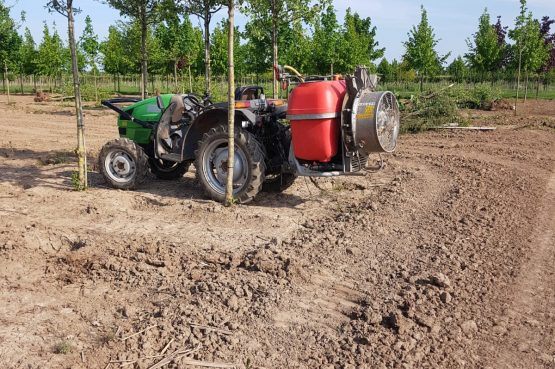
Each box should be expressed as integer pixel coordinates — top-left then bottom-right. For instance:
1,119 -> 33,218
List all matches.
80,15 -> 99,72
18,27 -> 38,76
509,0 -> 549,74
242,0 -> 323,97
403,6 -> 449,90
466,9 -> 505,80
101,24 -> 131,78
447,56 -> 468,83
105,0 -> 164,98
180,0 -> 224,96
539,16 -> 555,73
0,1 -> 22,71
311,4 -> 340,74
37,22 -> 66,78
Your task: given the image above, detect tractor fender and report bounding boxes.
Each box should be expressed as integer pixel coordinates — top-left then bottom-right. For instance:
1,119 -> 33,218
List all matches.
182,107 -> 257,160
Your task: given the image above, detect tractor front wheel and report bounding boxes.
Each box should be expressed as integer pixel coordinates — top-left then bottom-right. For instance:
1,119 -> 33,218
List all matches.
195,126 -> 265,204
98,138 -> 147,190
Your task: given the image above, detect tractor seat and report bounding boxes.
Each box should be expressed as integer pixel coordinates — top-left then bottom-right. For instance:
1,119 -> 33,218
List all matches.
171,95 -> 185,124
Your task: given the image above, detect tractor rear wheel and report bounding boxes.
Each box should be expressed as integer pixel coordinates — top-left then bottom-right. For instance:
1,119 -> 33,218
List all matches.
195,126 -> 265,204
98,138 -> 147,190
148,158 -> 190,180
262,129 -> 296,192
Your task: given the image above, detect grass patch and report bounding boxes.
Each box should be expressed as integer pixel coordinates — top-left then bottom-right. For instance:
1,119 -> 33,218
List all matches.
71,171 -> 87,191
53,340 -> 74,354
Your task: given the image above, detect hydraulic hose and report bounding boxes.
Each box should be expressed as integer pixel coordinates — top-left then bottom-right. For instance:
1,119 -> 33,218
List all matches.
283,65 -> 305,83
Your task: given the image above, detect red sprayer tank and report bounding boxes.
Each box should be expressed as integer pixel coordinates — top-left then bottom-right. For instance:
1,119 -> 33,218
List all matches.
287,80 -> 347,162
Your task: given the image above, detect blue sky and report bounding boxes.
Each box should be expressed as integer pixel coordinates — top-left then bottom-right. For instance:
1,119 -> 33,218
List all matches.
6,0 -> 555,63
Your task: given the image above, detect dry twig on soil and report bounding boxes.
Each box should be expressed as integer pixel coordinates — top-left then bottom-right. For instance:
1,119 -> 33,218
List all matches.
120,324 -> 158,341
189,323 -> 232,335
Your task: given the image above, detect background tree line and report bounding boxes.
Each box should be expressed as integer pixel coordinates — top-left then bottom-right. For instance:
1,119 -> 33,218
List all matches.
0,0 -> 554,100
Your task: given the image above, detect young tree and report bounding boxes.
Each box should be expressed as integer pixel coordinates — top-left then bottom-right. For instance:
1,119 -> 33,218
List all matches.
180,0 -> 224,97
0,1 -> 22,102
106,0 -> 163,99
101,25 -> 130,91
46,0 -> 87,189
447,56 -> 468,83
377,58 -> 393,83
337,9 -> 384,73
280,20 -> 312,73
225,0 -> 234,206
80,15 -> 100,101
311,4 -> 340,75
509,0 -> 549,105
538,16 -> 555,89
403,6 -> 449,91
494,16 -> 509,72
37,23 -> 66,91
465,9 -> 504,82
155,9 -> 199,92
18,27 -> 38,91
210,19 -> 241,76
243,0 -> 322,98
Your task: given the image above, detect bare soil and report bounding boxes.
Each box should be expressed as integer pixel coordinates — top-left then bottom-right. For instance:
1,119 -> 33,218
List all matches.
1,95 -> 554,369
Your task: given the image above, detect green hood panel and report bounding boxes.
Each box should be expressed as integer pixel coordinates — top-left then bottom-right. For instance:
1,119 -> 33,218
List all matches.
117,94 -> 173,145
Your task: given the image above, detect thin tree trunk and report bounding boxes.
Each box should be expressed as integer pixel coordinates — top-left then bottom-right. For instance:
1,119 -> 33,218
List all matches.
67,0 -> 87,189
225,0 -> 235,206
140,8 -> 148,99
93,68 -> 99,102
514,49 -> 522,116
203,12 -> 211,97
271,0 -> 278,99
140,72 -> 144,98
174,60 -> 178,92
524,71 -> 529,102
19,74 -> 24,94
4,62 -> 10,104
188,63 -> 193,93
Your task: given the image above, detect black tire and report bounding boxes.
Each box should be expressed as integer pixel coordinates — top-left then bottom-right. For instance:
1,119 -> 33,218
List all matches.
98,138 -> 147,190
194,126 -> 265,204
262,128 -> 296,192
148,158 -> 190,180
262,172 -> 297,192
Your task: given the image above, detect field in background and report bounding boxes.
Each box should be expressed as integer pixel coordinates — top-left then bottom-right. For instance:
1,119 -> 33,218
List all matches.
2,74 -> 555,102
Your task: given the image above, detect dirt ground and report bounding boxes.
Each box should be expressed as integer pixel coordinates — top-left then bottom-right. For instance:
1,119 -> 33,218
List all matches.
0,95 -> 554,369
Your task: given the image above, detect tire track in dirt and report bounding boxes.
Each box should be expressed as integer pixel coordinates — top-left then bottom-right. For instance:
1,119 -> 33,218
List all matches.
485,171 -> 555,369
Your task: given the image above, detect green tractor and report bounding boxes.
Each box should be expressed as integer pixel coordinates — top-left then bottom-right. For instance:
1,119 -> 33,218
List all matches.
99,87 -> 294,203
98,67 -> 401,203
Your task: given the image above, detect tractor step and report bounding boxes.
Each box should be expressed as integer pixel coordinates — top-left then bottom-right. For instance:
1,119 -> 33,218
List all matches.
159,153 -> 182,162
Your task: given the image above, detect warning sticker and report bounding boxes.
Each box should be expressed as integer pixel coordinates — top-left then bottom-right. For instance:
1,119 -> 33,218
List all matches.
356,105 -> 374,120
